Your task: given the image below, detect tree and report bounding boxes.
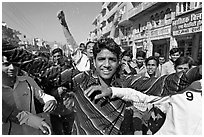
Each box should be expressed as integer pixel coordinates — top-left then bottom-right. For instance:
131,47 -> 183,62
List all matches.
2,25 -> 21,49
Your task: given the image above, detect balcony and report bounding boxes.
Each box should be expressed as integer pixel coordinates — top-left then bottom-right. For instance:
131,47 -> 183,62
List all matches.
101,8 -> 106,17
107,2 -> 117,11
128,2 -> 161,21
118,10 -> 133,27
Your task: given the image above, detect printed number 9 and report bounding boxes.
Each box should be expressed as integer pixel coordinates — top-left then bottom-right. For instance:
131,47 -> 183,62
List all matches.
186,92 -> 193,101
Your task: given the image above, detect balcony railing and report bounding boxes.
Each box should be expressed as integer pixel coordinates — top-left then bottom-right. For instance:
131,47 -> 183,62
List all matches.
128,2 -> 158,20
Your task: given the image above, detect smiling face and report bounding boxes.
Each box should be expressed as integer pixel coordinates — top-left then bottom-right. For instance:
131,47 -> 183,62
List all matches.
94,49 -> 119,81
2,56 -> 18,78
146,59 -> 158,77
86,42 -> 94,58
136,57 -> 145,67
53,52 -> 63,65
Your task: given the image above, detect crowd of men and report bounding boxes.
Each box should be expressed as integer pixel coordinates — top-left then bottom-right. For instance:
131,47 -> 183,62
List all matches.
2,10 -> 202,135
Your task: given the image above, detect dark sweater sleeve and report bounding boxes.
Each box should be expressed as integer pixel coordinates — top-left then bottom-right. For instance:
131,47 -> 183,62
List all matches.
60,68 -> 81,89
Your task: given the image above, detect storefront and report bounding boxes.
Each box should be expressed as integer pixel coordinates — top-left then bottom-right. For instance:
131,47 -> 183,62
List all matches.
172,9 -> 202,62
150,25 -> 172,59
132,30 -> 148,59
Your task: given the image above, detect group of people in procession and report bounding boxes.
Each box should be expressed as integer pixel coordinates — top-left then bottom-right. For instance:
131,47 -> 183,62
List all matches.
2,10 -> 202,135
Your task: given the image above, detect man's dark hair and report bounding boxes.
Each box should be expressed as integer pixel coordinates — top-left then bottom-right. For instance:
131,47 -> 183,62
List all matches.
93,38 -> 121,59
136,50 -> 146,59
145,56 -> 159,67
52,48 -> 63,56
174,56 -> 193,69
85,41 -> 95,49
169,48 -> 180,55
121,49 -> 133,59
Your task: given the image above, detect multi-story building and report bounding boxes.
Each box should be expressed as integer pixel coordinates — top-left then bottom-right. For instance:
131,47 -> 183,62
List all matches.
172,2 -> 202,62
91,2 -> 202,62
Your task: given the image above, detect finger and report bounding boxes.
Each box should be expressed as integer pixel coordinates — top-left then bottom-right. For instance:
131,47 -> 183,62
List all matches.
84,86 -> 93,95
39,125 -> 48,134
43,124 -> 52,135
42,122 -> 51,135
95,93 -> 105,100
87,86 -> 100,97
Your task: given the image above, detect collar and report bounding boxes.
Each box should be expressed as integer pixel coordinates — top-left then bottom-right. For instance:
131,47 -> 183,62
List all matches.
144,72 -> 150,78
169,59 -> 174,65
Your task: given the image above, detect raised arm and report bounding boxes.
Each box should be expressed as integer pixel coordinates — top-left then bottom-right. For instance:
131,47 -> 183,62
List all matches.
57,10 -> 78,51
109,10 -> 120,39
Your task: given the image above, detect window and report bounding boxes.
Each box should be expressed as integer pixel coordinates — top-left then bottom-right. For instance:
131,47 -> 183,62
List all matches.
177,2 -> 202,15
131,2 -> 142,7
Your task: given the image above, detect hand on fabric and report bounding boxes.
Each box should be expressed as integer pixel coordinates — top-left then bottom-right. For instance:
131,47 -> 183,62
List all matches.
43,100 -> 57,113
85,85 -> 112,100
62,92 -> 75,111
38,120 -> 52,135
57,86 -> 67,97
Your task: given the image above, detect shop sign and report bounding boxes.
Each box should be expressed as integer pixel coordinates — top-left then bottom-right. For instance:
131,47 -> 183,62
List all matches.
172,12 -> 202,36
150,25 -> 171,38
133,32 -> 147,40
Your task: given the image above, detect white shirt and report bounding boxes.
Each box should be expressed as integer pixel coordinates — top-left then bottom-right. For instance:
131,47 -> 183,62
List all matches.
111,80 -> 202,135
161,60 -> 175,76
75,53 -> 90,71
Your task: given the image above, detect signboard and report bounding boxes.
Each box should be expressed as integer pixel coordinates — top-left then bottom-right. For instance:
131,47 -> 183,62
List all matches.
172,11 -> 202,36
150,25 -> 171,39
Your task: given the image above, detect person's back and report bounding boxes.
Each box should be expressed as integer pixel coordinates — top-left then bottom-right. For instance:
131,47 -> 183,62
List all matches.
155,80 -> 202,135
2,55 -> 56,134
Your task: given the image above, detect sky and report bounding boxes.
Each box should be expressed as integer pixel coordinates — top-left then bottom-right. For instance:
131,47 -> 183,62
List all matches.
2,1 -> 102,45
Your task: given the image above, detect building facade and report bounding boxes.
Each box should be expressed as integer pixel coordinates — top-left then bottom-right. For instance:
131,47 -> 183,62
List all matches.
91,2 -> 202,62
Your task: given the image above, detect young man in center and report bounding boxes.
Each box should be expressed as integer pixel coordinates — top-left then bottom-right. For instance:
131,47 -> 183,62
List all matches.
59,38 -> 201,135
4,38 -> 201,135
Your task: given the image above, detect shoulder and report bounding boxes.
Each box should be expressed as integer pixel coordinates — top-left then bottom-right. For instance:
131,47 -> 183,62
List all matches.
18,76 -> 36,85
163,61 -> 169,66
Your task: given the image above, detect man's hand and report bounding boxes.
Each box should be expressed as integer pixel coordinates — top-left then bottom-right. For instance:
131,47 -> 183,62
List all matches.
57,87 -> 67,97
38,120 -> 52,135
129,61 -> 137,68
62,92 -> 75,111
43,100 -> 57,113
122,62 -> 131,74
84,85 -> 113,100
57,10 -> 66,25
